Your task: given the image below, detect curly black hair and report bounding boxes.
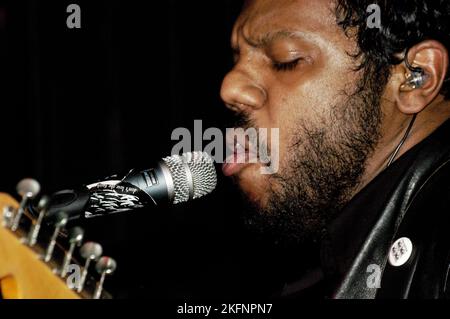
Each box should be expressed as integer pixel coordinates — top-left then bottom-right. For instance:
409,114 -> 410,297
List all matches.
335,0 -> 450,99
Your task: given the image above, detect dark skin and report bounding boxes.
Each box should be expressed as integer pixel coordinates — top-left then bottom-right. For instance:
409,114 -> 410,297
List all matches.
220,0 -> 450,210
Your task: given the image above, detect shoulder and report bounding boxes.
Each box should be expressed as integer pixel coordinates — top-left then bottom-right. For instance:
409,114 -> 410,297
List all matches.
394,157 -> 450,298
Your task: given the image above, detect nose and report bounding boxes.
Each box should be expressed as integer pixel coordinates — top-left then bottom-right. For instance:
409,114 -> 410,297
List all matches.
220,68 -> 267,113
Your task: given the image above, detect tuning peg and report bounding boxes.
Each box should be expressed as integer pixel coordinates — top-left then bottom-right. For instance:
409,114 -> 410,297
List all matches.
93,257 -> 117,299
43,211 -> 68,263
27,195 -> 50,247
2,206 -> 15,228
11,178 -> 41,231
60,227 -> 84,278
77,242 -> 103,293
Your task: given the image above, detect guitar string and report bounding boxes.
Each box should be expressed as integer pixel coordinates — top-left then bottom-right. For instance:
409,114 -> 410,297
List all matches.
23,206 -> 86,271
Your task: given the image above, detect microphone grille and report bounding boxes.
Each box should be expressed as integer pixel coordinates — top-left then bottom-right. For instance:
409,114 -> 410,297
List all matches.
182,152 -> 217,200
162,154 -> 190,204
162,152 -> 217,204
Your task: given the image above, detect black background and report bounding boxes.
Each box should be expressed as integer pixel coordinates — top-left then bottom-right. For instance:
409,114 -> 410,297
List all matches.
0,0 -> 305,299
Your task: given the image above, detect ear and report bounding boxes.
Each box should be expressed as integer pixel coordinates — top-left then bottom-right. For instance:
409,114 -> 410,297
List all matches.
393,40 -> 449,115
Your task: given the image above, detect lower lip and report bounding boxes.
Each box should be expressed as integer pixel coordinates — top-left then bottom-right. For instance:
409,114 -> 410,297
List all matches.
222,162 -> 249,177
222,151 -> 252,177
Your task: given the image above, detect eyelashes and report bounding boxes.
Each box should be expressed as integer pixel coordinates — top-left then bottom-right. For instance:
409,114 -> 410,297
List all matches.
230,51 -> 304,73
272,58 -> 302,72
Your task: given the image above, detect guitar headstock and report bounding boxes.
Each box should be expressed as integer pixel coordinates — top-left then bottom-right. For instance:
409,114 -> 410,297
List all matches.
0,179 -> 117,299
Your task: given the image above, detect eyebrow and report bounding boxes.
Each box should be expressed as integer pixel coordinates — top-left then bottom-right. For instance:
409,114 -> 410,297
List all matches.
236,29 -> 305,50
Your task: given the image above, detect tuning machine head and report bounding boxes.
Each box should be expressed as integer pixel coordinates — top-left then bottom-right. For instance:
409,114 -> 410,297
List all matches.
16,178 -> 41,199
43,211 -> 69,263
80,241 -> 103,261
94,257 -> 117,299
26,195 -> 51,246
60,227 -> 85,278
2,206 -> 15,228
96,256 -> 117,275
11,178 -> 41,231
36,195 -> 51,213
77,241 -> 103,293
68,227 -> 84,245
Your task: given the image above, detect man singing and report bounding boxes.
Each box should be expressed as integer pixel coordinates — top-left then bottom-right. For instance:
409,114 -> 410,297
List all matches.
220,0 -> 450,298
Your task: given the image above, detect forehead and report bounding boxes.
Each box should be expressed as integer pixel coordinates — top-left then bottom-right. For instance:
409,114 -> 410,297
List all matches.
233,0 -> 347,47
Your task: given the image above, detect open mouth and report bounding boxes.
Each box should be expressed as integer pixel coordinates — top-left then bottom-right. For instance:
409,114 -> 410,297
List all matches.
222,144 -> 251,177
222,131 -> 261,177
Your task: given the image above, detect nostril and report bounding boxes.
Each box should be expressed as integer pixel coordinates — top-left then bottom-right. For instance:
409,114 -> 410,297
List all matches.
221,70 -> 267,112
222,87 -> 266,113
225,103 -> 241,113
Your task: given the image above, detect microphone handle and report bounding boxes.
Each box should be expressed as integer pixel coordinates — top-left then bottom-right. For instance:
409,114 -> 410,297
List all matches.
47,163 -> 172,220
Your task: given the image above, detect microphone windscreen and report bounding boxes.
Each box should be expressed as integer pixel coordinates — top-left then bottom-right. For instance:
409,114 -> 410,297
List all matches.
162,152 -> 217,204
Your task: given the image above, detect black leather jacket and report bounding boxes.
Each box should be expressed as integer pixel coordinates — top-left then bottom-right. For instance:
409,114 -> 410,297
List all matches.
281,120 -> 450,299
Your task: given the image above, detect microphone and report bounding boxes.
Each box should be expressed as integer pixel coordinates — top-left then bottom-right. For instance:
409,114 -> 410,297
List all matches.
47,152 -> 217,220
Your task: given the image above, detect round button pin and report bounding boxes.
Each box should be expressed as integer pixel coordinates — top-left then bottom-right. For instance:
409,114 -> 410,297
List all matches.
388,237 -> 413,267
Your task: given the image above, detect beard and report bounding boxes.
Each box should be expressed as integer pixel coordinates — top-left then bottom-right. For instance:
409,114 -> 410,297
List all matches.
233,67 -> 389,248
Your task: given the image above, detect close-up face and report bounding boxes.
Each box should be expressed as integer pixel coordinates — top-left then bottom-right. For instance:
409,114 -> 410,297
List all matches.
221,0 -> 389,243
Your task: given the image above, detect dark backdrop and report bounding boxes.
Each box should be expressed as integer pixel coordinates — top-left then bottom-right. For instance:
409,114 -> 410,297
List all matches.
0,0 -> 305,299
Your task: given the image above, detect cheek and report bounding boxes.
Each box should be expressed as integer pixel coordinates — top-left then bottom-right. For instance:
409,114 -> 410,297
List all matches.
264,87 -> 320,154
265,70 -> 353,152
266,51 -> 356,126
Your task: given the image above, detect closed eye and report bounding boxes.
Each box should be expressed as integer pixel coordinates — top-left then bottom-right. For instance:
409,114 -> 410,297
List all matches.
272,58 -> 302,72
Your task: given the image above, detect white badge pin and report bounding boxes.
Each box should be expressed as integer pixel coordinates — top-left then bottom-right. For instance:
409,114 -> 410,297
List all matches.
388,237 -> 413,267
